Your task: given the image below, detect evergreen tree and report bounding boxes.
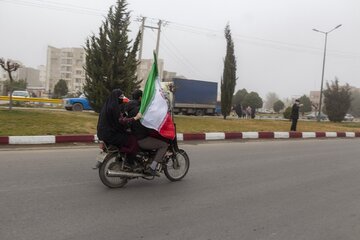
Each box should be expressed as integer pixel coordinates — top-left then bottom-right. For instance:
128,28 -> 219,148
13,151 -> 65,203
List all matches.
349,90 -> 360,117
232,88 -> 248,106
83,0 -> 141,113
299,95 -> 312,114
323,78 -> 352,122
53,79 -> 68,98
273,100 -> 285,113
243,91 -> 263,109
221,24 -> 237,119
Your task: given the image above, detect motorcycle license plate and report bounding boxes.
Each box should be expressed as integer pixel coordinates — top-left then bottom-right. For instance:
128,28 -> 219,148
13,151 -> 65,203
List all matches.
96,151 -> 106,163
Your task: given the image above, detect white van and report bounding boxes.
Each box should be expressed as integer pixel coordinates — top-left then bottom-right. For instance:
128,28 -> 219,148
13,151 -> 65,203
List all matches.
11,90 -> 30,98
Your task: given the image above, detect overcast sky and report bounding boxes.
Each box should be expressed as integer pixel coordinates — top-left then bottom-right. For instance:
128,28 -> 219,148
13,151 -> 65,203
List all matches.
1,0 -> 359,99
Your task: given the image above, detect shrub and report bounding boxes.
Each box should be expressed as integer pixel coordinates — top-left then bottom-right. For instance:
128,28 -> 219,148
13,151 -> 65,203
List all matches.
283,106 -> 292,119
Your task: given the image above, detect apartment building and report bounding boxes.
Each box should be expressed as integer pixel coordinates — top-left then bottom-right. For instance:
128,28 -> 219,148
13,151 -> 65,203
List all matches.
46,46 -> 85,94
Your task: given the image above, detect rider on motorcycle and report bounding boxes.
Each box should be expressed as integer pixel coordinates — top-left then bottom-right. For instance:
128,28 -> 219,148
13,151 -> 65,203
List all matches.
126,89 -> 169,177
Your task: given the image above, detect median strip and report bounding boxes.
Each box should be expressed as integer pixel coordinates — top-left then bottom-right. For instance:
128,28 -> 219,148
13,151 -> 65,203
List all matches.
0,131 -> 359,145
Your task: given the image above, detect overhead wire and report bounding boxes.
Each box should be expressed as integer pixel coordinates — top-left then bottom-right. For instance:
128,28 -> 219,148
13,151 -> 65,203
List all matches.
0,0 -> 107,16
165,21 -> 360,59
161,31 -> 215,80
147,30 -> 204,79
1,0 -> 359,60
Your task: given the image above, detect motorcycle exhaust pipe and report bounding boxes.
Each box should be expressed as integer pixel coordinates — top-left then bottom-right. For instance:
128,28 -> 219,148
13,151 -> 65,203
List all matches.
106,170 -> 145,178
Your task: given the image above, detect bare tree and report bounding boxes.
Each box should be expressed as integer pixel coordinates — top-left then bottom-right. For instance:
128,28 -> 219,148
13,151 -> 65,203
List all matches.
0,58 -> 21,110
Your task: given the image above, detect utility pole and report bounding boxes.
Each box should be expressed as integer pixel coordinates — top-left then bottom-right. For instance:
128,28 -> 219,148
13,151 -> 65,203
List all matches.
138,17 -> 146,61
155,20 -> 162,57
136,17 -> 164,85
137,17 -> 146,83
312,24 -> 342,122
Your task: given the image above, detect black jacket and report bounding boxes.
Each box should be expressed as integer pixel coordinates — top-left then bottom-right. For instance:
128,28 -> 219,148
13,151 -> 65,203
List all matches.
290,103 -> 300,120
97,89 -> 128,146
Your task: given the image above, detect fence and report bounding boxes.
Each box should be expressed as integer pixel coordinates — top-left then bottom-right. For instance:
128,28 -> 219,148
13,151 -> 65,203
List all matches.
0,96 -> 63,104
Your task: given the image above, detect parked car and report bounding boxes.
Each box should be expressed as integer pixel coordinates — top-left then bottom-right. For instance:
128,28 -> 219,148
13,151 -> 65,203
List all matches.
344,113 -> 354,121
63,94 -> 92,111
11,90 -> 30,98
306,112 -> 328,120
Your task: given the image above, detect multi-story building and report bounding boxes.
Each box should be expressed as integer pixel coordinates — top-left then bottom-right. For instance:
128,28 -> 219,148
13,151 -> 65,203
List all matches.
38,65 -> 46,88
46,46 -> 85,94
309,91 -> 321,108
162,70 -> 177,82
18,67 -> 41,87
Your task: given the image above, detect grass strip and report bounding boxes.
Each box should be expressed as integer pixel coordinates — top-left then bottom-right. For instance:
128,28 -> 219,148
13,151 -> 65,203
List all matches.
1,109 -> 359,136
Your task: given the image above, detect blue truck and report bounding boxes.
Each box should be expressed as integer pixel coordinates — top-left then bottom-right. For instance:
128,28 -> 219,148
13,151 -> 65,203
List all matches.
63,94 -> 92,111
170,78 -> 218,116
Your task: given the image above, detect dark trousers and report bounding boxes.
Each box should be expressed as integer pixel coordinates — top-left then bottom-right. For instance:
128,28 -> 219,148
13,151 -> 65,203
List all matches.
138,137 -> 168,163
290,118 -> 298,131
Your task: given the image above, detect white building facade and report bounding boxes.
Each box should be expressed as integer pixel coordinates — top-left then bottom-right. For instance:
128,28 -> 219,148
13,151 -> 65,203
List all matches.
46,46 -> 86,94
137,59 -> 164,89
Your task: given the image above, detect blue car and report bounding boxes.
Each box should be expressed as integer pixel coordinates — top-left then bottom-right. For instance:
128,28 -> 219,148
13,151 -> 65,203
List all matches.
63,94 -> 92,111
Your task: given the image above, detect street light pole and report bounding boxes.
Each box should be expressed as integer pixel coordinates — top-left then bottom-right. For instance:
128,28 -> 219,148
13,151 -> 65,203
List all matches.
312,24 -> 342,122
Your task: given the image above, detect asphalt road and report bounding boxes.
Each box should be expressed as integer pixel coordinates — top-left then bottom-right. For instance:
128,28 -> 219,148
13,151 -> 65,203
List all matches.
1,139 -> 360,240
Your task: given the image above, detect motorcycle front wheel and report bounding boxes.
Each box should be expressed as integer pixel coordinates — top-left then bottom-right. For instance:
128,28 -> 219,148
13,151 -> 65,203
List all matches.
164,149 -> 190,182
99,153 -> 128,188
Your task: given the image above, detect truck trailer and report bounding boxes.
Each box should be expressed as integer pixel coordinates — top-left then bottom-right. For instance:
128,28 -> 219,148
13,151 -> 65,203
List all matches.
169,78 -> 218,116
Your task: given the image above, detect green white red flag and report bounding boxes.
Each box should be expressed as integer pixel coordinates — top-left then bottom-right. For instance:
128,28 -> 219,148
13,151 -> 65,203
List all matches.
139,54 -> 175,140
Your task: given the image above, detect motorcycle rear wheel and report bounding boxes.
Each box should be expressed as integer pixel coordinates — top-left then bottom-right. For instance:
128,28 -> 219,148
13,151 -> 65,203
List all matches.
164,149 -> 190,181
99,153 -> 128,188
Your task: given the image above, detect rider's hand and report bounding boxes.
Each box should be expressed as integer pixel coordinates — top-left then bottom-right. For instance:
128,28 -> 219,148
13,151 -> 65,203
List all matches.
134,112 -> 142,120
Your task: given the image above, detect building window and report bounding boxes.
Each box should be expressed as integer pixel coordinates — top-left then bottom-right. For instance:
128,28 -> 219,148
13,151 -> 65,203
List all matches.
76,70 -> 82,75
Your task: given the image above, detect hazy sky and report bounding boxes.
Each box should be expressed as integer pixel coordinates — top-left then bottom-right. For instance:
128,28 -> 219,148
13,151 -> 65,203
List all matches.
1,0 -> 359,99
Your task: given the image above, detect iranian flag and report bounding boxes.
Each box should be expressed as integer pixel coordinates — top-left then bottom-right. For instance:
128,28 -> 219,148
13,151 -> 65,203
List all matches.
139,54 -> 175,140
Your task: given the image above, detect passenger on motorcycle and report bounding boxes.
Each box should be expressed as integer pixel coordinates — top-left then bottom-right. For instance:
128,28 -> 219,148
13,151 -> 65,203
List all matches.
126,89 -> 169,177
96,89 -> 141,167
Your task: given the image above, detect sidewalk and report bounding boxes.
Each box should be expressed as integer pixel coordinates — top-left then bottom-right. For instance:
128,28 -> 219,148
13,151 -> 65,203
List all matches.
1,131 -> 359,145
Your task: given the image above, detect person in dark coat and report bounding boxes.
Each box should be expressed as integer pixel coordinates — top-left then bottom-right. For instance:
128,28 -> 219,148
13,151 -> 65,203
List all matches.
290,99 -> 302,131
97,89 -> 141,148
234,104 -> 242,118
251,107 -> 256,119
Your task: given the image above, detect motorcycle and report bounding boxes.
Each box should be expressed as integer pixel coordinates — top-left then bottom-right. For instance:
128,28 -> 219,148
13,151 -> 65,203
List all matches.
93,135 -> 190,188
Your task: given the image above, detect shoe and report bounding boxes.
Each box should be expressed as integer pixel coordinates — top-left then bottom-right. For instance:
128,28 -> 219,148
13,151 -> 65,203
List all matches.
92,161 -> 102,170
144,167 -> 160,177
124,161 -> 142,172
164,150 -> 173,157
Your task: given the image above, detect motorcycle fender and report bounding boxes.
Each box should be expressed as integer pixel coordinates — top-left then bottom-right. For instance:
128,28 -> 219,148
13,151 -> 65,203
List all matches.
93,151 -> 107,169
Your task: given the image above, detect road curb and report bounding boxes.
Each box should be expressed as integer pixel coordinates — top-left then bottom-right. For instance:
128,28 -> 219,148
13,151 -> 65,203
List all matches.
0,132 -> 359,145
